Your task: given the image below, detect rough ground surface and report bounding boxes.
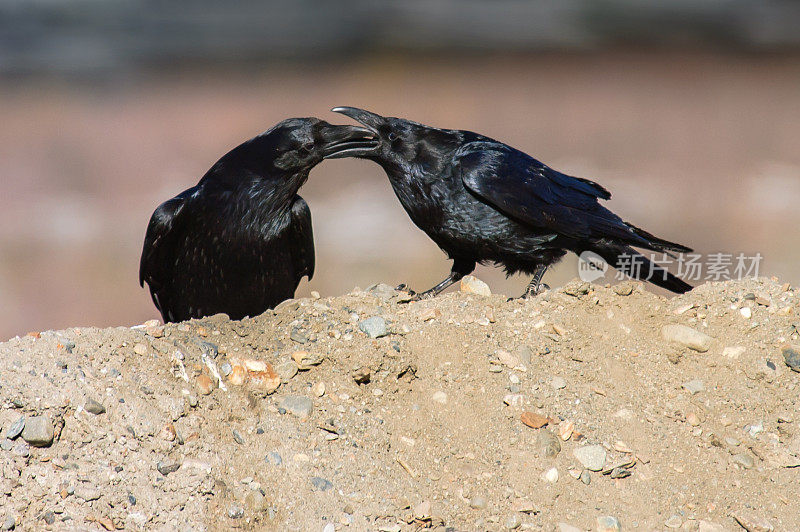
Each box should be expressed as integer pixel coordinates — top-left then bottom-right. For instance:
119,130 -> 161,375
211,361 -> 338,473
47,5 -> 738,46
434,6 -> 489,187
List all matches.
1,277 -> 799,532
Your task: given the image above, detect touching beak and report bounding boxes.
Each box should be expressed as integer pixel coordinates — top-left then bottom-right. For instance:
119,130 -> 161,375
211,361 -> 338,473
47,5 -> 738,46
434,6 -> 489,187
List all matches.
331,106 -> 386,133
320,123 -> 379,159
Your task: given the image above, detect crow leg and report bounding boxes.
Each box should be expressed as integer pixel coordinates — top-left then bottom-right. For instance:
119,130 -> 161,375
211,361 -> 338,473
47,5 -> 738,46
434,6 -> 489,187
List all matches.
403,259 -> 476,301
519,264 -> 550,299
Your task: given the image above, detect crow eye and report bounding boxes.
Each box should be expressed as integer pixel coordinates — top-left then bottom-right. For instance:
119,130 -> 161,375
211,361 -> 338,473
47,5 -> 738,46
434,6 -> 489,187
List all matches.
300,142 -> 314,153
387,132 -> 398,141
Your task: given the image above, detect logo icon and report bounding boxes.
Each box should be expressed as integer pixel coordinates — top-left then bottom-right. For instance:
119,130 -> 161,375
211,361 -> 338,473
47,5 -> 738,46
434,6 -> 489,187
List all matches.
578,251 -> 608,282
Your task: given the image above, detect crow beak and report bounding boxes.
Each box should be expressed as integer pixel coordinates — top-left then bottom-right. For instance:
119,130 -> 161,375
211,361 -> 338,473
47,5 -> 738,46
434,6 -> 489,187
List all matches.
331,107 -> 385,133
320,124 -> 379,159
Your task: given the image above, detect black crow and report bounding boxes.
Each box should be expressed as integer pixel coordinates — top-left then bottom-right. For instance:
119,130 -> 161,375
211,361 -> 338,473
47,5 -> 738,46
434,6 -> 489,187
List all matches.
139,118 -> 377,322
330,107 -> 692,299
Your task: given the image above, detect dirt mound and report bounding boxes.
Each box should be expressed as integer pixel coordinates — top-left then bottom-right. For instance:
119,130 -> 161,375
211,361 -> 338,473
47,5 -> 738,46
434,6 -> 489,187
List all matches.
1,277 -> 799,531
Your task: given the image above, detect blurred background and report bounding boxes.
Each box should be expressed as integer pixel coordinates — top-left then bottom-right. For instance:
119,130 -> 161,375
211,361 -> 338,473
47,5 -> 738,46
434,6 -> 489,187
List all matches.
2,0 -> 799,339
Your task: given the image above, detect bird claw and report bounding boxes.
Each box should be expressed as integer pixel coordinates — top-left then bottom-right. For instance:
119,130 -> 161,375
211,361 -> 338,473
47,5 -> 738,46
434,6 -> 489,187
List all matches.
395,283 -> 416,296
511,283 -> 550,301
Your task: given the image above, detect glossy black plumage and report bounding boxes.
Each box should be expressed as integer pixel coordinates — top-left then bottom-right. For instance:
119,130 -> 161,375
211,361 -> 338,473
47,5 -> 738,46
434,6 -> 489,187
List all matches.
331,107 -> 693,298
140,118 -> 376,322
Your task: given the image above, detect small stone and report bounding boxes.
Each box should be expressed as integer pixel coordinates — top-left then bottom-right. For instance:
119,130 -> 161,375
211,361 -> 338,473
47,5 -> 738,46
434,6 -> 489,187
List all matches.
158,424 -> 176,442
596,515 -> 621,532
196,374 -> 214,395
723,346 -> 745,359
460,275 -> 491,296
248,364 -> 281,394
5,417 -> 24,440
245,490 -> 268,512
782,345 -> 800,372
609,467 -> 630,479
503,394 -> 524,407
42,512 -> 55,525
265,451 -> 283,465
686,412 -> 701,426
418,308 -> 441,321
275,360 -> 299,382
432,391 -> 448,404
352,367 -> 371,385
220,362 -> 233,376
322,523 -> 336,532
665,515 -> 682,528
290,327 -> 309,344
413,500 -> 431,520
310,476 -> 333,491
291,351 -> 323,370
505,514 -> 521,529
0,439 -> 12,451
74,485 -> 102,501
613,283 -> 634,296
367,283 -> 397,300
579,470 -> 591,484
359,316 -> 388,338
740,307 -> 752,319
682,380 -> 704,394
84,398 -> 106,415
312,381 -> 326,397
232,430 -> 244,444
536,429 -> 561,457
510,499 -> 537,514
573,445 -> 607,471
558,524 -> 583,532
558,420 -> 575,441
156,460 -> 181,476
698,520 -> 728,532
521,412 -> 549,429
551,376 -> 567,390
542,467 -> 559,483
661,324 -> 714,352
732,452 -> 754,469
1,515 -> 15,531
20,416 -> 54,447
733,512 -> 774,532
469,495 -> 488,509
280,396 -> 313,418
11,441 -> 29,457
227,505 -> 244,519
563,281 -> 590,297
496,349 -> 520,368
133,343 -> 148,355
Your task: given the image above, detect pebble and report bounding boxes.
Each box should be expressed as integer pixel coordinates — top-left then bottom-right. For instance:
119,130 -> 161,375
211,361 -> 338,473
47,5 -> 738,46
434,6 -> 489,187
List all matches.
682,380 -> 704,394
20,416 -> 54,447
740,307 -> 752,319
74,485 -> 102,501
1,516 -> 14,531
573,445 -> 607,471
505,514 -> 521,529
291,351 -> 323,370
558,421 -> 574,441
732,452 -> 754,469
232,430 -> 244,444
723,346 -> 745,359
558,524 -> 583,532
310,476 -> 333,491
11,441 -> 29,457
312,381 -> 326,397
413,500 -> 431,520
280,396 -> 313,418
782,345 -> 800,372
352,367 -> 371,384
536,429 -> 561,457
551,376 -> 567,390
460,275 -> 491,296
133,343 -> 148,355
227,505 -> 244,519
156,460 -> 181,476
503,394 -> 523,407
542,467 -> 559,483
290,327 -> 309,344
469,495 -> 488,509
322,523 -> 336,532
0,439 -> 11,451
265,451 -> 283,465
596,515 -> 621,532
220,362 -> 233,376
733,512 -> 774,532
579,470 -> 591,485
698,521 -> 728,532
665,515 -> 682,528
84,398 -> 106,415
359,316 -> 388,338
275,360 -> 299,382
432,391 -> 448,404
661,324 -> 714,352
196,374 -> 214,395
367,283 -> 397,300
5,417 -> 24,440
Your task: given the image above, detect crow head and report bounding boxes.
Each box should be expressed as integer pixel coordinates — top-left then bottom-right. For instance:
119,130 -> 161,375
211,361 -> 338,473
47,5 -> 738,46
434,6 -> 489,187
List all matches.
262,117 -> 377,173
329,107 -> 459,174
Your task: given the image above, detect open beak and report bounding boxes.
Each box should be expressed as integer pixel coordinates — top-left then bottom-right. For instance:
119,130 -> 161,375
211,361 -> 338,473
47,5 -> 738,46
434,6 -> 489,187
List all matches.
321,123 -> 378,159
331,106 -> 387,132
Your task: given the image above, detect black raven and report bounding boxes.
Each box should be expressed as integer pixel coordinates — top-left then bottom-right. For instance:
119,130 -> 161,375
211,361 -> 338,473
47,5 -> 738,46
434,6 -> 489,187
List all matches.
330,107 -> 692,299
140,118 -> 377,322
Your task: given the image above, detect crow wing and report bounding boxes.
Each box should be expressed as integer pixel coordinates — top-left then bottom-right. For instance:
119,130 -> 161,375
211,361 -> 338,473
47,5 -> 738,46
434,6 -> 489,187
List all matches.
139,191 -> 192,319
456,142 -> 690,253
288,195 -> 315,285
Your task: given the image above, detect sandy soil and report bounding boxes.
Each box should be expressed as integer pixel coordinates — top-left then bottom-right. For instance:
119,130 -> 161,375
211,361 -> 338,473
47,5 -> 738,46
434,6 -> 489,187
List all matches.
1,276 -> 799,531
